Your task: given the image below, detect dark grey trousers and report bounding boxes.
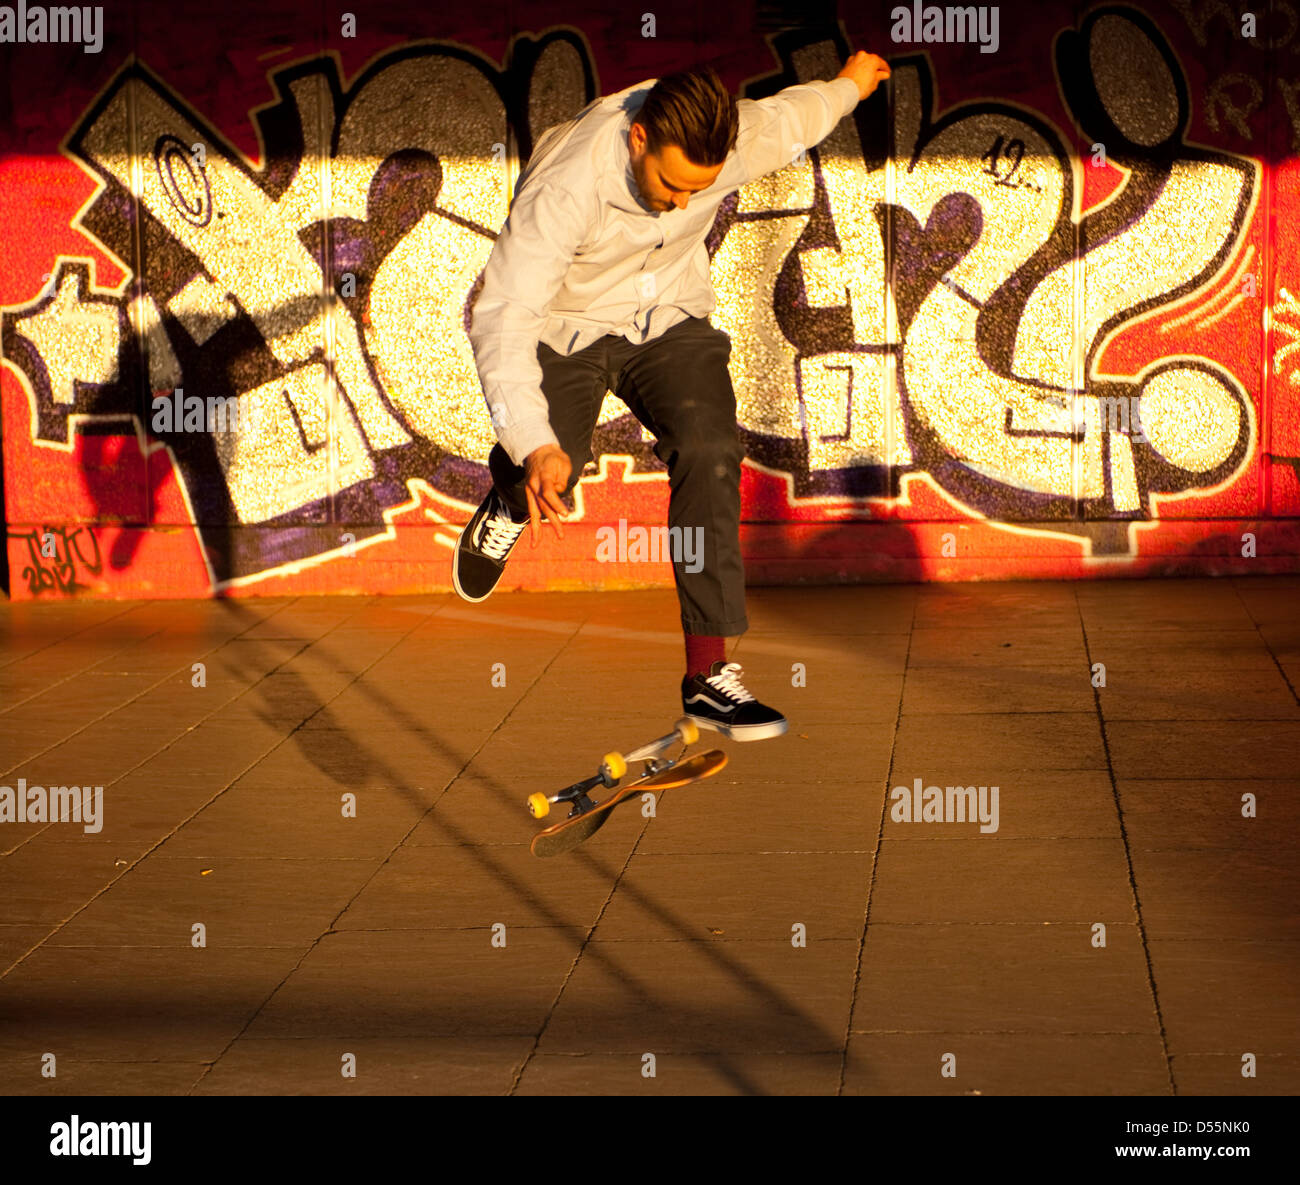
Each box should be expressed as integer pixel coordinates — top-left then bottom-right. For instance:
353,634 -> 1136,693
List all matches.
488,315 -> 749,636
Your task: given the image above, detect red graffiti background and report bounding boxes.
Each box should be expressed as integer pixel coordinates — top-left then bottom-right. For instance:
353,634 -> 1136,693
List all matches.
2,0 -> 1298,598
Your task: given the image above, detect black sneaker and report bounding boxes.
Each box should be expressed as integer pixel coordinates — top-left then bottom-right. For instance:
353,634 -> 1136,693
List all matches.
681,660 -> 788,741
453,487 -> 527,602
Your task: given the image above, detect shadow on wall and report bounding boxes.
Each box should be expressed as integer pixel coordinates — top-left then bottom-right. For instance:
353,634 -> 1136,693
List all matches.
745,518 -> 925,585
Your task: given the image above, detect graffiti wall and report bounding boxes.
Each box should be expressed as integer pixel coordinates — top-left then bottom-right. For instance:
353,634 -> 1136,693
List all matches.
2,0 -> 1298,598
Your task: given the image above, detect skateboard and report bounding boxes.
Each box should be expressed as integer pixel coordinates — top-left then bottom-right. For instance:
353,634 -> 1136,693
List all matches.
527,717 -> 727,857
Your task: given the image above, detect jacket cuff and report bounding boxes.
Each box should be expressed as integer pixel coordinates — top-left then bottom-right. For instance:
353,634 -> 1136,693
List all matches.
496,418 -> 560,468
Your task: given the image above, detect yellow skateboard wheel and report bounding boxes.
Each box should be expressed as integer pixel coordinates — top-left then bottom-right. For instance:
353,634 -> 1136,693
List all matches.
677,719 -> 699,746
527,793 -> 550,819
602,752 -> 628,781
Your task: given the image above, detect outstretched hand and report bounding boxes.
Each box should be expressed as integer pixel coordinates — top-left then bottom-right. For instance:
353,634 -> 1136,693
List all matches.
523,444 -> 573,546
837,50 -> 891,101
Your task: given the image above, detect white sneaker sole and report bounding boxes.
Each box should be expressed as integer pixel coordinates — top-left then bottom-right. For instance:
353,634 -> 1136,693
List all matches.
686,714 -> 789,742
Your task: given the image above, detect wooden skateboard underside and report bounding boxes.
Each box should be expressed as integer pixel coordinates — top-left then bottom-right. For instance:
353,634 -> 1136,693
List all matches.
530,750 -> 727,858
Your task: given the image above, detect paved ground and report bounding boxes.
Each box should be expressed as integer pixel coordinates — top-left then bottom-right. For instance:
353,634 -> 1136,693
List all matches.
0,577 -> 1297,1096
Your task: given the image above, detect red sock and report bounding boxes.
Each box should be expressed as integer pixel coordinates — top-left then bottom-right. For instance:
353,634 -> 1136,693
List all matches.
685,634 -> 726,680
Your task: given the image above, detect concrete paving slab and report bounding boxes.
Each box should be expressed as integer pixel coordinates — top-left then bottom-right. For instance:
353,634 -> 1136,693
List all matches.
407,775 -> 549,848
1231,576 -> 1300,625
515,1050 -> 843,1095
40,855 -> 373,948
1117,781 -> 1299,850
0,944 -> 303,1061
851,923 -> 1157,1035
635,781 -> 885,854
0,820 -> 53,855
738,632 -> 912,679
0,925 -> 53,969
2,712 -> 193,780
912,582 -> 1081,632
538,937 -> 859,1054
1106,721 -> 1300,779
744,585 -> 917,635
907,627 -> 1086,668
195,1036 -> 534,1095
843,1033 -> 1170,1095
81,642 -> 240,678
0,1059 -> 210,1095
870,839 -> 1134,923
0,626 -> 166,690
1279,657 -> 1300,691
1170,1053 -> 1300,1095
1084,630 -> 1278,672
504,696 -> 698,732
293,692 -> 507,742
1,670 -> 164,722
244,929 -> 582,1040
0,604 -> 139,669
591,852 -> 873,941
138,713 -> 291,768
893,712 -> 1106,772
1149,939 -> 1300,1055
716,721 -> 894,783
1257,621 -> 1300,660
1,580 -> 1295,1095
0,844 -> 128,930
1129,848 -> 1300,940
335,843 -> 617,933
156,781 -> 431,859
231,726 -> 475,793
901,664 -> 1093,715
1075,580 -> 1257,631
462,730 -> 626,786
1095,665 -> 1300,720
23,779 -> 230,859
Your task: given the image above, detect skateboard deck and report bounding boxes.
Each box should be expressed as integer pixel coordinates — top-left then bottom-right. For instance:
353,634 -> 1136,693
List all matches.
528,719 -> 727,857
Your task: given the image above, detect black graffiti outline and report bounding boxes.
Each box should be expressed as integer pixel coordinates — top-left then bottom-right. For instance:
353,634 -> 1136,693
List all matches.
153,134 -> 213,228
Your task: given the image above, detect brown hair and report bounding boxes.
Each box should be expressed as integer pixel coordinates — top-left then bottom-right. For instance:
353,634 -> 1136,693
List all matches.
637,66 -> 738,167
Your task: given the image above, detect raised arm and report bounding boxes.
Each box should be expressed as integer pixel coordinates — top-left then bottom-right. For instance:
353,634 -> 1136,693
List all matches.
722,51 -> 891,188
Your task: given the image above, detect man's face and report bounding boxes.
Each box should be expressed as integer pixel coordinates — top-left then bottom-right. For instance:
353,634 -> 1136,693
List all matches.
628,122 -> 724,212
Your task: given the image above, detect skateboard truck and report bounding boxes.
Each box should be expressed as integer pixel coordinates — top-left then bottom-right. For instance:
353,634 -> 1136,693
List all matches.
526,718 -> 727,857
527,717 -> 700,821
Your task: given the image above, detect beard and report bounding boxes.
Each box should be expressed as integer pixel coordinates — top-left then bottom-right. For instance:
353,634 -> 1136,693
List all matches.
630,157 -> 671,212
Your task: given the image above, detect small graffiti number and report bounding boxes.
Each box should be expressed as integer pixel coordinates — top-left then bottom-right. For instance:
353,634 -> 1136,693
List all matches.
982,134 -> 1039,191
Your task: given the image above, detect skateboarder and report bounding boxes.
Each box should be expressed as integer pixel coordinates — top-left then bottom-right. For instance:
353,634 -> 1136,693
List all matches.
456,51 -> 891,740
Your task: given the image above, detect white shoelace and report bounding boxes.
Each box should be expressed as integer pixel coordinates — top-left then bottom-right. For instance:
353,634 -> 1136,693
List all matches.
478,507 -> 525,560
705,661 -> 755,704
